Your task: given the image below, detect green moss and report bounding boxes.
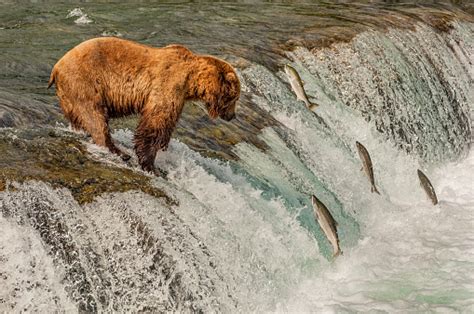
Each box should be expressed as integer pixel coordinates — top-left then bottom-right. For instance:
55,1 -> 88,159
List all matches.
0,128 -> 176,206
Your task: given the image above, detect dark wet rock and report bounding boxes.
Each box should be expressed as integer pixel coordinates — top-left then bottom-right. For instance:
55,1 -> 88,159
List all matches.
175,95 -> 280,161
278,7 -> 473,54
0,128 -> 175,206
0,88 -> 62,128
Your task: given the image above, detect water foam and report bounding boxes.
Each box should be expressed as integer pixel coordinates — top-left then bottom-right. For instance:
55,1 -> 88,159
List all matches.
112,130 -> 323,311
0,210 -> 75,312
278,149 -> 474,313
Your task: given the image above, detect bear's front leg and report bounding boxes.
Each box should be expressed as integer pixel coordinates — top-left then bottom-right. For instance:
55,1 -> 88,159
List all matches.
134,115 -> 174,177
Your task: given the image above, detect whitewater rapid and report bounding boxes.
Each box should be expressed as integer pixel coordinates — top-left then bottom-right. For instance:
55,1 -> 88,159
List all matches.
2,128 -> 472,311
117,122 -> 473,312
280,149 -> 474,312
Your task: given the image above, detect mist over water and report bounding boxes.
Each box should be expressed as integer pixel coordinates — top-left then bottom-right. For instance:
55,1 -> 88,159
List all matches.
0,2 -> 473,312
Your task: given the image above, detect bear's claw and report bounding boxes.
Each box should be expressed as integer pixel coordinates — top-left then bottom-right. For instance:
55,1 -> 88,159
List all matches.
120,153 -> 132,162
152,167 -> 168,178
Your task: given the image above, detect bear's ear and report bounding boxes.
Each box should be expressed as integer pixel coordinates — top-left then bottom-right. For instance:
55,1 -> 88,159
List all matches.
219,71 -> 236,96
223,71 -> 239,96
225,72 -> 237,83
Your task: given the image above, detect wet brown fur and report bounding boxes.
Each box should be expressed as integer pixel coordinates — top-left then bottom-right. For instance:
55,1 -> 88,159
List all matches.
49,37 -> 240,174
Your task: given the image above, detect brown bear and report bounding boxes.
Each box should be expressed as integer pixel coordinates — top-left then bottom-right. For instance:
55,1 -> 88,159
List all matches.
48,37 -> 240,175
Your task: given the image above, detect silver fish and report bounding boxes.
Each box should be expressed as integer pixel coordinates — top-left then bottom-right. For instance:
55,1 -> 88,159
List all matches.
312,195 -> 342,258
417,169 -> 438,205
356,141 -> 380,195
284,64 -> 318,110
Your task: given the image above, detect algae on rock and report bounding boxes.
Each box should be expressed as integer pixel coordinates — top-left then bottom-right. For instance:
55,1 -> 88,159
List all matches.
0,128 -> 175,206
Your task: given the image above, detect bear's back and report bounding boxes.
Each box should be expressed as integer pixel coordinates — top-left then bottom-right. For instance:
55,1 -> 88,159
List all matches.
51,38 -> 201,117
54,38 -> 196,80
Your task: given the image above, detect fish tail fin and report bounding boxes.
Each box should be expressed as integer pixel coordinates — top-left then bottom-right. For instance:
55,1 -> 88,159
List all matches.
308,102 -> 319,110
47,68 -> 56,89
372,185 -> 381,195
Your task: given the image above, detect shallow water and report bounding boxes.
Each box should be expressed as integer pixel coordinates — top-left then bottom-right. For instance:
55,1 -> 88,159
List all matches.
0,2 -> 473,312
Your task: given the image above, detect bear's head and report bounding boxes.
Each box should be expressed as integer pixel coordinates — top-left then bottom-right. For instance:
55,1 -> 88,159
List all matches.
197,57 -> 240,122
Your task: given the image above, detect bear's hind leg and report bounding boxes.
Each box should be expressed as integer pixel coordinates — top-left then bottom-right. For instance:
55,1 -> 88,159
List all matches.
90,118 -> 132,162
57,94 -> 85,131
78,104 -> 131,162
56,81 -> 130,161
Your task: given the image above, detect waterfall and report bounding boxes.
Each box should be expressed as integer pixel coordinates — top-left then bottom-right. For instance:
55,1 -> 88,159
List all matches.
1,6 -> 473,312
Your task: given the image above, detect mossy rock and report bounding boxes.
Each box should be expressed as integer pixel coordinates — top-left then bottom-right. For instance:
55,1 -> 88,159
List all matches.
0,128 -> 176,206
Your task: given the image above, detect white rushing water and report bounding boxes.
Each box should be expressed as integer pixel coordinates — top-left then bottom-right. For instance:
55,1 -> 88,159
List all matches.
114,100 -> 474,312
279,149 -> 474,313
2,127 -> 472,312
1,20 -> 473,312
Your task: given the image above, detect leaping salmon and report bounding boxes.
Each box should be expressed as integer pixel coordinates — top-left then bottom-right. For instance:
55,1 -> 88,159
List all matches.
311,195 -> 342,259
417,169 -> 438,205
356,141 -> 380,195
284,64 -> 318,110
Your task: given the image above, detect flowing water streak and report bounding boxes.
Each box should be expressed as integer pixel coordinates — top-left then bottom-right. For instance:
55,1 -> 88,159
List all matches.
1,181 -> 238,312
288,21 -> 474,162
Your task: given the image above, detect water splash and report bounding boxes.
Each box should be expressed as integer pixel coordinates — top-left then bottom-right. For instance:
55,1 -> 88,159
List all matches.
66,8 -> 93,25
0,181 -> 236,312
